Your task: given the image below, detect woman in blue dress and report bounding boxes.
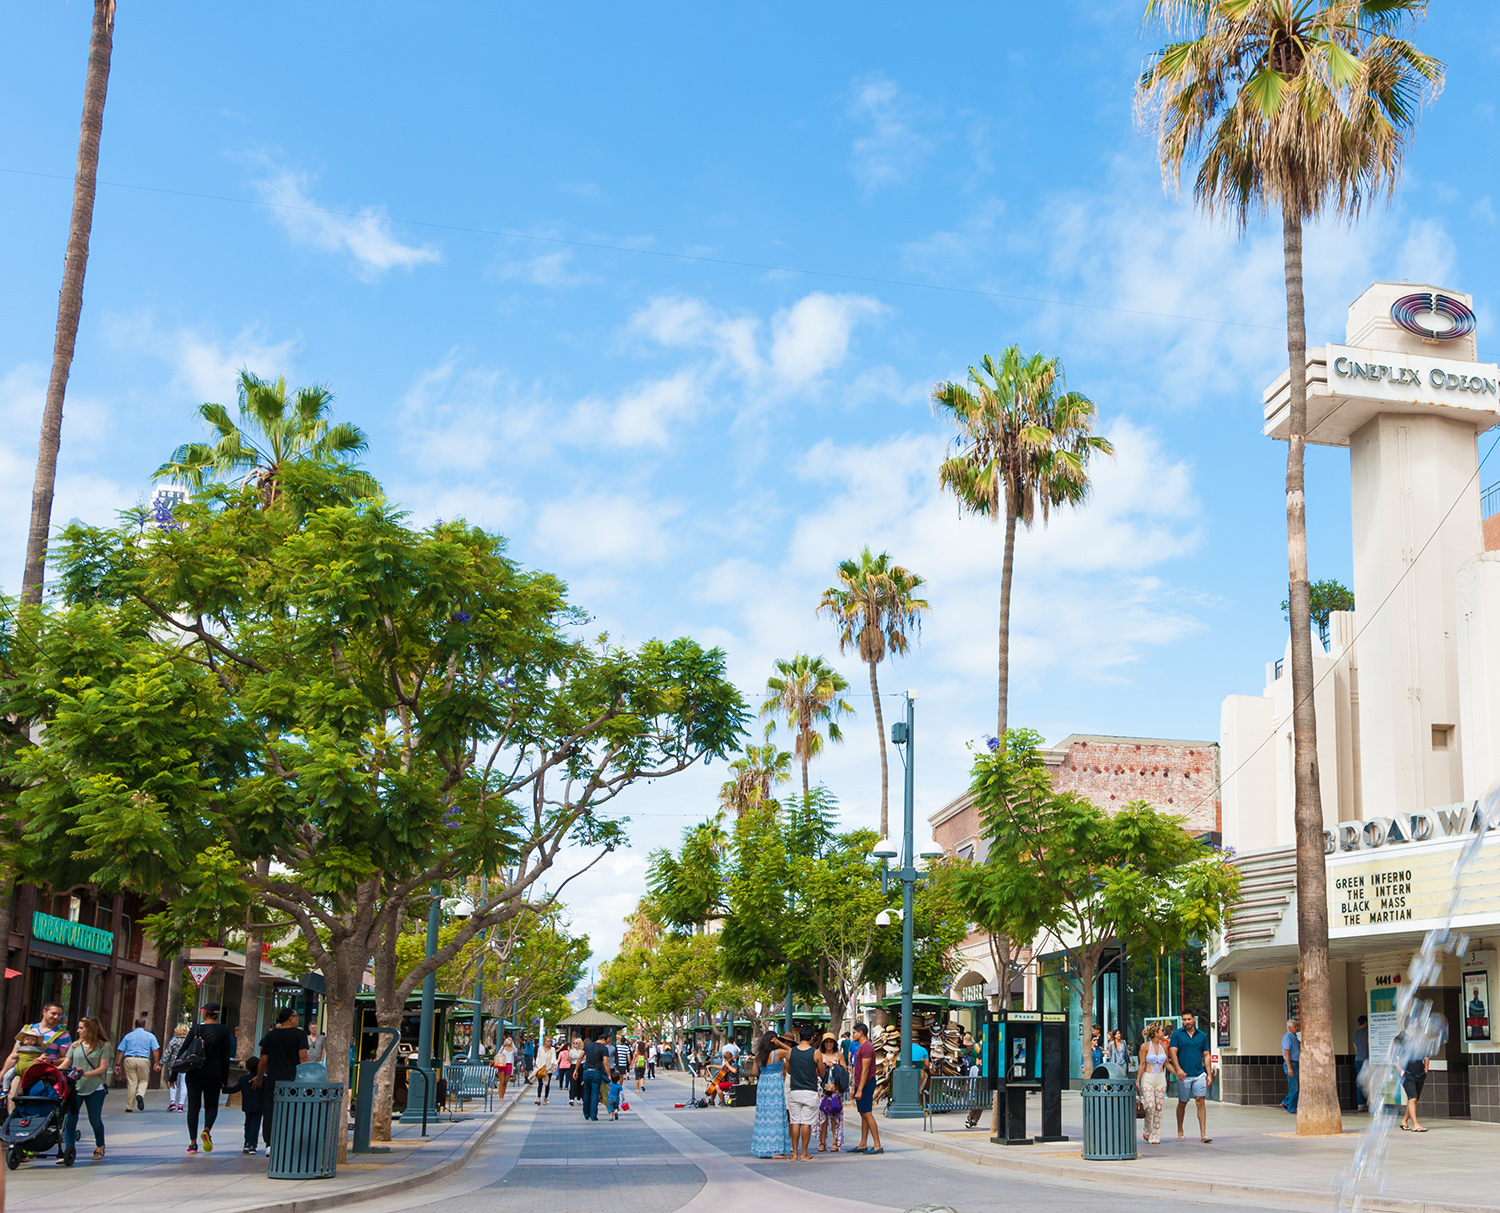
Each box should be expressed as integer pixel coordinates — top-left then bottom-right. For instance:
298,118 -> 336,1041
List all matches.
750,1030 -> 792,1159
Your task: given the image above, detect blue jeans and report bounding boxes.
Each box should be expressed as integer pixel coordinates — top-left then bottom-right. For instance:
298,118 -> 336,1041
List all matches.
64,1088 -> 106,1153
1282,1060 -> 1299,1112
581,1069 -> 604,1120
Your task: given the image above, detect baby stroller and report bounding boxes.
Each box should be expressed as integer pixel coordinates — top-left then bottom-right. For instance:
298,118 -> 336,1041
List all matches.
2,1060 -> 76,1169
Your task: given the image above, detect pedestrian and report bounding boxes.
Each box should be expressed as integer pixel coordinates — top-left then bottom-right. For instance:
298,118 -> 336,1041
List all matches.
305,1021 -> 325,1066
496,1035 -> 516,1101
62,1016 -> 110,1163
533,1039 -> 556,1105
848,1021 -> 883,1155
785,1024 -> 824,1162
162,1024 -> 191,1111
722,1037 -> 742,1070
114,1015 -> 161,1112
607,1069 -> 624,1120
840,1030 -> 856,1069
1353,1014 -> 1371,1112
26,1002 -> 72,1065
816,1034 -> 846,1153
1136,1024 -> 1169,1146
1398,1032 -> 1429,1132
749,1029 -> 791,1159
633,1041 -> 647,1092
1281,1017 -> 1301,1114
1106,1029 -> 1129,1069
646,1039 -> 657,1079
523,1036 -> 536,1078
613,1035 -> 632,1077
224,1052 -> 270,1154
3,1029 -> 45,1113
1088,1026 -> 1104,1076
1169,1011 -> 1214,1144
181,1003 -> 234,1154
579,1030 -> 610,1121
556,1039 -> 573,1105
253,1006 -> 310,1148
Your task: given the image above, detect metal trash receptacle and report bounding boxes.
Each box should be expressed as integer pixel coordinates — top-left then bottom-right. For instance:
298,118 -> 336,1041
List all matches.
268,1078 -> 344,1179
1080,1077 -> 1137,1161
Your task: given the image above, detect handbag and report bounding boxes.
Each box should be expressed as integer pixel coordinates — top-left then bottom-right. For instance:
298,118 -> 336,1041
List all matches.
819,1091 -> 843,1117
171,1033 -> 205,1077
1135,1096 -> 1146,1119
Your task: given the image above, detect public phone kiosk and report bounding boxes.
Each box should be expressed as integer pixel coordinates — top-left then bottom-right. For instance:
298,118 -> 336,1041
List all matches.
985,1009 -> 1069,1145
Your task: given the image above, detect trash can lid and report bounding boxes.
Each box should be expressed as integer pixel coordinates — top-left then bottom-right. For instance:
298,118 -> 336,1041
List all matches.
296,1061 -> 329,1081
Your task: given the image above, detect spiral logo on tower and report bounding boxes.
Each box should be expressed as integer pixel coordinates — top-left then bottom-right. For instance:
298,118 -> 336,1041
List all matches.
1391,292 -> 1476,341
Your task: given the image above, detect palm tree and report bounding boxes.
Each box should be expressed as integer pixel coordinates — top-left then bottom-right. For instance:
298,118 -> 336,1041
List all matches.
1136,0 -> 1441,1138
154,371 -> 376,508
21,0 -> 116,605
817,548 -> 928,838
932,347 -> 1112,742
719,744 -> 793,818
760,655 -> 854,804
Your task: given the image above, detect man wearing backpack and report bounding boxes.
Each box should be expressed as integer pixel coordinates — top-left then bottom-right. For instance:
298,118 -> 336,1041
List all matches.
178,1004 -> 234,1154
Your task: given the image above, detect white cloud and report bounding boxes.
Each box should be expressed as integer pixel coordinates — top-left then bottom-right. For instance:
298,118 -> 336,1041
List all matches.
769,294 -> 887,383
848,73 -> 935,190
533,492 -> 681,567
253,166 -> 440,278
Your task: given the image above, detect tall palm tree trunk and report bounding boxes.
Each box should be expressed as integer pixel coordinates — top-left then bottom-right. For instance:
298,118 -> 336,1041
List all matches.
21,0 -> 115,604
868,660 -> 889,838
1282,205 -> 1340,1137
996,505 -> 1019,743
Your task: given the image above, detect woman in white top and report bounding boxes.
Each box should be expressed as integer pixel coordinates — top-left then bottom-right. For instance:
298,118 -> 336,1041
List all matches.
533,1041 -> 557,1105
1137,1023 -> 1170,1145
496,1035 -> 517,1101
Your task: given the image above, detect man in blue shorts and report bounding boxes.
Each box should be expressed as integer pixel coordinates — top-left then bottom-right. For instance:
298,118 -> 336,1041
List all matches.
849,1022 -> 883,1154
1169,1010 -> 1214,1143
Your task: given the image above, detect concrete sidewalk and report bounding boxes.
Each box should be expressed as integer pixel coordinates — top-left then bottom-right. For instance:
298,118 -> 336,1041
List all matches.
879,1091 -> 1500,1213
2,1081 -> 522,1213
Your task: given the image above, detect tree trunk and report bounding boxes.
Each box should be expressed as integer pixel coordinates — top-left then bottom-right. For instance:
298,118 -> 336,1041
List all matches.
235,857 -> 270,1064
163,949 -> 186,1035
0,866 -> 16,1034
321,963 -> 360,1163
996,505 -> 1018,743
1076,954 -> 1096,1083
22,0 -> 114,605
869,660 -> 889,838
1281,205 -> 1341,1137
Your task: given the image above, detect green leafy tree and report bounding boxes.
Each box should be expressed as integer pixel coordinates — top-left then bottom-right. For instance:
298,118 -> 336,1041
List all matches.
154,370 -> 377,507
17,459 -> 744,1155
932,348 -> 1112,743
1282,578 -> 1355,647
718,743 -> 792,818
953,730 -> 1241,1079
1137,0 -> 1440,1136
818,548 -> 928,838
760,654 -> 854,803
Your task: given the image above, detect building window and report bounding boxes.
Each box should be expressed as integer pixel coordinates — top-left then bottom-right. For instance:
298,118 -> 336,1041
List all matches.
958,843 -> 975,862
1432,725 -> 1454,751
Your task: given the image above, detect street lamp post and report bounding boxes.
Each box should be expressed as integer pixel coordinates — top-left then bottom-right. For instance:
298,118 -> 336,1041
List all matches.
877,690 -> 939,1120
414,882 -> 441,1115
469,872 -> 487,1062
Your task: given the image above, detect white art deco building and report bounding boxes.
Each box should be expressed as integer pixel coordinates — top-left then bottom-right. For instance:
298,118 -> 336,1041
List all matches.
1213,282 -> 1500,1120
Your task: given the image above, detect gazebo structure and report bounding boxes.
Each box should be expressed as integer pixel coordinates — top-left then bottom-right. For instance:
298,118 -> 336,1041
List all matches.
557,1002 -> 628,1041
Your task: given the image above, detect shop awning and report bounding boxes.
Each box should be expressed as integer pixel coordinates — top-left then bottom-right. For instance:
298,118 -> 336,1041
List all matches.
187,947 -> 293,983
556,1003 -> 627,1028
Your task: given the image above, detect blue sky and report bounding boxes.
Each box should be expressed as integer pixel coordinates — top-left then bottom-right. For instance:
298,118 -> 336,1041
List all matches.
3,2 -> 1498,969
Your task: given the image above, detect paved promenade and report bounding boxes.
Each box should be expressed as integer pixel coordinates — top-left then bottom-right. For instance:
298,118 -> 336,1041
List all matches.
2,1081 -> 512,1213
8,1073 -> 1500,1213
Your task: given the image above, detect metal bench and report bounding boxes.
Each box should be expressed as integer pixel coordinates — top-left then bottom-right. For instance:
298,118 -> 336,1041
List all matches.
442,1063 -> 495,1115
921,1075 -> 989,1132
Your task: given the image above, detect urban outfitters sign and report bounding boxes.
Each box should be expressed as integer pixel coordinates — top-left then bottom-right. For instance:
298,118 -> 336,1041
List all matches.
31,910 -> 114,956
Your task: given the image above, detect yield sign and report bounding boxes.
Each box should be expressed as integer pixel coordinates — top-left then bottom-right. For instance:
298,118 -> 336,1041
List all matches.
187,964 -> 215,988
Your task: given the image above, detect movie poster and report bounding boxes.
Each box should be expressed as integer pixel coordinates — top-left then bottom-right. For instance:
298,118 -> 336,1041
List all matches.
1216,991 -> 1232,1048
1465,969 -> 1491,1042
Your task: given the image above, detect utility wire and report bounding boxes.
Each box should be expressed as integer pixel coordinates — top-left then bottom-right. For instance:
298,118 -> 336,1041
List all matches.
0,164 -> 1347,340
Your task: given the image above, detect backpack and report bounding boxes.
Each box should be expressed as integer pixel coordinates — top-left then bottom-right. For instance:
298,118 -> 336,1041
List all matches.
171,1033 -> 205,1076
829,1062 -> 849,1093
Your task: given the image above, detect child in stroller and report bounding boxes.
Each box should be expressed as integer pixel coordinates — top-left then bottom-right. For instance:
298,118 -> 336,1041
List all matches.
2,1059 -> 77,1169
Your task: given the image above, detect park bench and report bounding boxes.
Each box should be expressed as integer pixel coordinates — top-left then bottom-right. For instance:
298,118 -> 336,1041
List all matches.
921,1074 -> 989,1132
443,1063 -> 496,1116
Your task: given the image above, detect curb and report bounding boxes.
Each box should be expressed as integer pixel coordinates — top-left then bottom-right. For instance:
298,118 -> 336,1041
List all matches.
213,1094 -> 522,1213
879,1124 -> 1500,1213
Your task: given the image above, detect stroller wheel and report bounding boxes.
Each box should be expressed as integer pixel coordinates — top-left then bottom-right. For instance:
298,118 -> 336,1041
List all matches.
6,1144 -> 21,1170
61,1145 -> 77,1167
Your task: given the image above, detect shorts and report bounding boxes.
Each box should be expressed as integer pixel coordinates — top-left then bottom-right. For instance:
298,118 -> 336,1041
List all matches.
787,1089 -> 819,1126
1177,1072 -> 1209,1100
1403,1072 -> 1426,1101
855,1085 -> 874,1115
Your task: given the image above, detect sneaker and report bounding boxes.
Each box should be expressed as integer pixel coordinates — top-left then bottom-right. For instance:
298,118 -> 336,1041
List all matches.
136,1095 -> 145,1111
201,1130 -> 213,1153
242,1147 -> 255,1155
187,1144 -> 197,1154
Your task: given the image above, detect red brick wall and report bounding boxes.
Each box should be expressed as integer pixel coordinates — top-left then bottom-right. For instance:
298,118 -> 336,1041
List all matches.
1051,738 -> 1220,834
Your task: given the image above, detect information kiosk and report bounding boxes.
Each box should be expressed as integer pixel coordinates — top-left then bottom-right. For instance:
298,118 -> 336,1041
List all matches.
986,1009 -> 1069,1145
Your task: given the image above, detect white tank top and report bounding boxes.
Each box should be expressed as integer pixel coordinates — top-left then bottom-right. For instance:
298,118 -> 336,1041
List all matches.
1144,1043 -> 1168,1074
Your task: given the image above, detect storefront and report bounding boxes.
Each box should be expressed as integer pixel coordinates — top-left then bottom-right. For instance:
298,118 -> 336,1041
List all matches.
3,885 -> 171,1058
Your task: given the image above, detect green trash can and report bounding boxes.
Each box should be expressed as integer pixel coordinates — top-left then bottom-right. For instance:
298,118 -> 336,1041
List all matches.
268,1077 -> 344,1179
1080,1077 -> 1138,1160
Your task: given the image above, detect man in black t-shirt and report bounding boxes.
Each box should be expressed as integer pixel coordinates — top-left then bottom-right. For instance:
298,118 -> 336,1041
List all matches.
253,1006 -> 310,1146
579,1031 -> 611,1121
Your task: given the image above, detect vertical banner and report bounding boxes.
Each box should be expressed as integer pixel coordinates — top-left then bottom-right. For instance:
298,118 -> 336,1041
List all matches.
1215,991 -> 1232,1048
1464,968 -> 1491,1042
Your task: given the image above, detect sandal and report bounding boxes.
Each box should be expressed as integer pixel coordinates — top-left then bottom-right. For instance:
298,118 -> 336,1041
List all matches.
93,1146 -> 105,1161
